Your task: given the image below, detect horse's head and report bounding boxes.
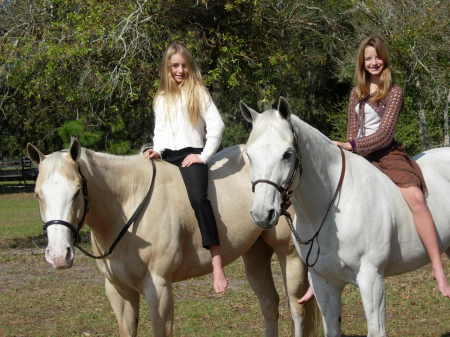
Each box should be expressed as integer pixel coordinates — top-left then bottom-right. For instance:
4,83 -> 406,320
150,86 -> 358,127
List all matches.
240,97 -> 299,229
27,138 -> 87,269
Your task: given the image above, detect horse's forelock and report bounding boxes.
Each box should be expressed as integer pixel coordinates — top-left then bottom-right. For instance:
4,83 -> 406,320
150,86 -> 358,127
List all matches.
39,151 -> 80,180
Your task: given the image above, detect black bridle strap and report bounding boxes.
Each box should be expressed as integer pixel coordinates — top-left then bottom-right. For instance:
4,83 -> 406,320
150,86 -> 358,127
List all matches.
285,146 -> 346,267
44,159 -> 157,260
44,220 -> 81,244
252,179 -> 286,194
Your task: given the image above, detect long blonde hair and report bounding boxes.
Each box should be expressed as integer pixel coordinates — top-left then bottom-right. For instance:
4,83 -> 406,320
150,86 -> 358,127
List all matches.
155,42 -> 205,125
354,36 -> 392,102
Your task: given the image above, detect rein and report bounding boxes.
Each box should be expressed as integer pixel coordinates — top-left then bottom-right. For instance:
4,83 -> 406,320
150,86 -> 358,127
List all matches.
251,118 -> 346,267
285,146 -> 346,268
43,159 -> 157,259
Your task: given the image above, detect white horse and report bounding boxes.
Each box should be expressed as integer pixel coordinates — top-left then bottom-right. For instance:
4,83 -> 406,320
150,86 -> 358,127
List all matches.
240,98 -> 450,337
26,139 -> 321,337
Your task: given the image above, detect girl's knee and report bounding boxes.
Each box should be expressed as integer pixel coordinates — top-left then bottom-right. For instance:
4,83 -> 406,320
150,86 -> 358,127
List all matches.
401,186 -> 427,212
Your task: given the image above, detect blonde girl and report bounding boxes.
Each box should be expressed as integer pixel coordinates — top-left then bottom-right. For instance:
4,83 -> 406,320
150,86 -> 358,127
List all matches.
144,42 -> 227,293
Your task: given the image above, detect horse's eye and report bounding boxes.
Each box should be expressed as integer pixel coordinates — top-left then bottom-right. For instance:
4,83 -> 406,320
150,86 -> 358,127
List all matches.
282,151 -> 293,160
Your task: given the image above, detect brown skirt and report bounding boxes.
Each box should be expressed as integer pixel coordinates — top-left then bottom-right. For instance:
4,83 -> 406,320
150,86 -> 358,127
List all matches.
365,141 -> 427,195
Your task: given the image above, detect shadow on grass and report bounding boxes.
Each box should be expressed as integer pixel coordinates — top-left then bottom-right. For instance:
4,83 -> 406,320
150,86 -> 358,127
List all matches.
441,333 -> 450,337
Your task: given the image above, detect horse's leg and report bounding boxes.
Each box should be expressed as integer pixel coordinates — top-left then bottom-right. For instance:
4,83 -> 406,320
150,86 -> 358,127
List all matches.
275,248 -> 321,337
242,237 -> 279,337
105,278 -> 140,337
309,271 -> 344,337
357,262 -> 386,337
142,273 -> 174,337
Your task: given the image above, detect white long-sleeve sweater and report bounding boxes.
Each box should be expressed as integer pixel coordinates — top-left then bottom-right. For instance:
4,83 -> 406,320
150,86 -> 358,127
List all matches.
152,89 -> 225,163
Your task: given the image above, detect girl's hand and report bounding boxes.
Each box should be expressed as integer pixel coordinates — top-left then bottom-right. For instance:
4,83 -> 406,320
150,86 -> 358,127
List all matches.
332,141 -> 353,151
182,154 -> 203,167
144,149 -> 161,160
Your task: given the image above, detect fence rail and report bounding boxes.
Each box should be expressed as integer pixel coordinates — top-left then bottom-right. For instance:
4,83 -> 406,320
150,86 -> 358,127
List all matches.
0,157 -> 38,183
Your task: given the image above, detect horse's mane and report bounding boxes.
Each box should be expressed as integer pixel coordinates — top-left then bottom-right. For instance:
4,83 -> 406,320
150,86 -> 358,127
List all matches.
290,114 -> 334,146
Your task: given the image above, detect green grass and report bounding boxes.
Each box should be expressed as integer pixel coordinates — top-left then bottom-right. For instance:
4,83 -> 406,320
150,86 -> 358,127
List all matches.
1,193 -> 449,337
0,193 -> 41,240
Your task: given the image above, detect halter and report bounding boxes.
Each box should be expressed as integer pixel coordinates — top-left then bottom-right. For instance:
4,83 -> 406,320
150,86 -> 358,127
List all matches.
250,118 -> 346,268
42,159 -> 156,259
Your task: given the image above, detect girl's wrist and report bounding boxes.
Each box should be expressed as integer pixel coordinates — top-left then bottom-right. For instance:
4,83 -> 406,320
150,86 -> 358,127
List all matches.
349,139 -> 356,152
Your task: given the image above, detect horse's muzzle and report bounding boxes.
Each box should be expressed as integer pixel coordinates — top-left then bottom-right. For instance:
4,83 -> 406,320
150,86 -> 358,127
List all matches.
250,207 -> 279,229
45,246 -> 74,269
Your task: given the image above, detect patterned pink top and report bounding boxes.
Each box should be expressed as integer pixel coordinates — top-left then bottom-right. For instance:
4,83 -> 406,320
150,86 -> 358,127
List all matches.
346,85 -> 403,156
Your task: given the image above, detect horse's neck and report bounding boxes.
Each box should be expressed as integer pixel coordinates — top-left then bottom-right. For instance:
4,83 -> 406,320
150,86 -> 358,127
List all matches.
292,117 -> 344,221
80,149 -> 153,238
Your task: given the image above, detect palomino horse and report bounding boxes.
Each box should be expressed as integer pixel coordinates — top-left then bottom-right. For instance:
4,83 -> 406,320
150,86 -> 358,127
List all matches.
26,139 -> 321,337
240,98 -> 450,337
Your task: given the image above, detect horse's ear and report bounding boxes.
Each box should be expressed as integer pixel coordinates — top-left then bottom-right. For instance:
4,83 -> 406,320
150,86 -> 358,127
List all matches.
26,143 -> 45,165
240,101 -> 260,123
69,137 -> 81,162
276,97 -> 291,120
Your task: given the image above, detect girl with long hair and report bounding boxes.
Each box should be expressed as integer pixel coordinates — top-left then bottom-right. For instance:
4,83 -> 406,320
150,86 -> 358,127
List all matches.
335,35 -> 450,298
300,35 -> 450,304
144,42 -> 227,293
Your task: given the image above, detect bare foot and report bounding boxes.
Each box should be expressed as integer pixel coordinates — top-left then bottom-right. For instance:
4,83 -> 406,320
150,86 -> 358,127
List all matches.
298,286 -> 314,304
210,246 -> 228,294
433,269 -> 450,298
213,267 -> 228,294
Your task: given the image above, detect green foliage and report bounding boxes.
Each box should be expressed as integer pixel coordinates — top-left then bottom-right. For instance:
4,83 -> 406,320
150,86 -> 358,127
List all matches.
57,119 -> 103,148
0,0 -> 448,157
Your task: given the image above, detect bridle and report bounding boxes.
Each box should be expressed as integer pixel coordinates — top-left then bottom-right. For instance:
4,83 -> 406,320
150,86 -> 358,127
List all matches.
250,118 -> 346,268
251,118 -> 302,213
42,159 -> 156,259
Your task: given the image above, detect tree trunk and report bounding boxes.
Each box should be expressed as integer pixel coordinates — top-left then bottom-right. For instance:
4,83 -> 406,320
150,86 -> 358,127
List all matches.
444,90 -> 449,146
418,103 -> 429,149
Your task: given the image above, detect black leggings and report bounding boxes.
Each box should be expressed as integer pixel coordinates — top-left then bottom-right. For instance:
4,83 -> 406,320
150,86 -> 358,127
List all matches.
162,147 -> 220,249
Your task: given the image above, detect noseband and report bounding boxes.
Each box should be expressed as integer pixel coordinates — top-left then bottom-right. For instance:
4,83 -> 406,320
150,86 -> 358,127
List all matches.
42,159 -> 156,259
